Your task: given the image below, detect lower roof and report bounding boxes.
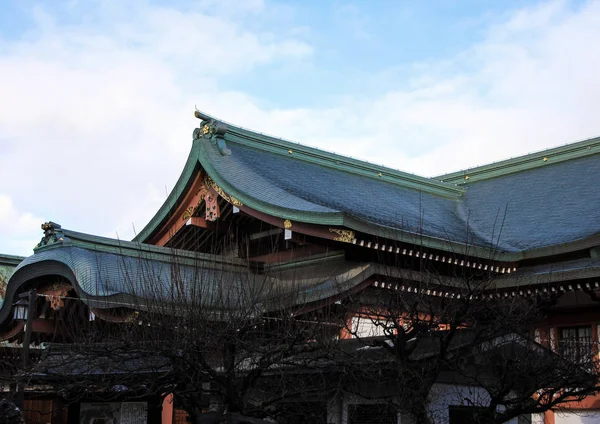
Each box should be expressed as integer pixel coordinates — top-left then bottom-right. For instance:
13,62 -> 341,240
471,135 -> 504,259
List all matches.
3,226 -> 600,327
0,229 -> 373,325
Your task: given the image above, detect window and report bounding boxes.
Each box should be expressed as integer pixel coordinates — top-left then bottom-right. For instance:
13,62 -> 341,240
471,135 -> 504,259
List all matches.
348,403 -> 397,424
448,406 -> 488,424
558,326 -> 594,364
276,402 -> 327,424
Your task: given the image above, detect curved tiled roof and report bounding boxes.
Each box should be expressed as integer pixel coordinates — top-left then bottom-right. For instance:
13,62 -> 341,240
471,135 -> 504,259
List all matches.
0,230 -> 372,324
203,140 -> 470,243
135,111 -> 600,261
460,153 -> 600,253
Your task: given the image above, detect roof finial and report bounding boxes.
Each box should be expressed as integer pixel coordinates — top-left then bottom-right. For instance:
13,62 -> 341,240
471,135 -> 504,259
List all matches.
36,222 -> 66,248
193,109 -> 231,156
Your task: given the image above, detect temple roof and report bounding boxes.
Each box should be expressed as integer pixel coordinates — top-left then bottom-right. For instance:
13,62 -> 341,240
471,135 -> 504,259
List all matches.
0,228 -> 373,324
2,224 -> 600,328
135,111 -> 600,261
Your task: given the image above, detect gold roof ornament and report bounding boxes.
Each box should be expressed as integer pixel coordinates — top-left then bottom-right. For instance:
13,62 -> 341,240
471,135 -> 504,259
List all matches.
329,228 -> 355,243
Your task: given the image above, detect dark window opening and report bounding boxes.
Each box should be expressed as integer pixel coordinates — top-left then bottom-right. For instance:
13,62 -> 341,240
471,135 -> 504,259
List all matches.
276,401 -> 327,424
449,406 -> 488,424
348,403 -> 397,424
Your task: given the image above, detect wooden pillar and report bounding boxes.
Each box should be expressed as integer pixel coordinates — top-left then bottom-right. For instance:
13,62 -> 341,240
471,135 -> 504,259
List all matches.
544,409 -> 555,424
162,394 -> 174,424
550,327 -> 558,352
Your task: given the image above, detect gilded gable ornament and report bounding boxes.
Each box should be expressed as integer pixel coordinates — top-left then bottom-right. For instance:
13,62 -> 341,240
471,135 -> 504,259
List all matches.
205,177 -> 243,207
205,190 -> 220,221
329,228 -> 355,243
181,206 -> 195,222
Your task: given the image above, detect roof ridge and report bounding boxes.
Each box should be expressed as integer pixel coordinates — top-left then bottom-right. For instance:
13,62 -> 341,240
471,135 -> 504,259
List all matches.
0,253 -> 25,267
194,109 -> 464,198
37,228 -> 250,268
436,135 -> 600,184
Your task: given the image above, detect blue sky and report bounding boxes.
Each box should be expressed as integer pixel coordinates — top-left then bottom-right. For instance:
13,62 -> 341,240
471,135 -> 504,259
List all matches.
1,0 -> 599,255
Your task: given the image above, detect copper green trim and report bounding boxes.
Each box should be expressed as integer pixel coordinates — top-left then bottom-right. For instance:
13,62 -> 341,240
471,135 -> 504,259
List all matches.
437,136 -> 600,184
264,251 -> 346,273
493,261 -> 600,289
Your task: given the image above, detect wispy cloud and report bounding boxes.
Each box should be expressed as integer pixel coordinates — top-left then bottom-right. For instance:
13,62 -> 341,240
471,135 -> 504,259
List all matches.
0,0 -> 598,255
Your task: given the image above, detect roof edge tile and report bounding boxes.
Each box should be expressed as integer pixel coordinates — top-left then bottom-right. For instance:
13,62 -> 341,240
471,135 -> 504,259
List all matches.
437,136 -> 600,184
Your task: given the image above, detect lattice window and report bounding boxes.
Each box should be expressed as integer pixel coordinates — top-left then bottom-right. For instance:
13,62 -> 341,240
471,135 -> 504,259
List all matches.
174,409 -> 189,424
558,326 -> 594,364
23,399 -> 53,424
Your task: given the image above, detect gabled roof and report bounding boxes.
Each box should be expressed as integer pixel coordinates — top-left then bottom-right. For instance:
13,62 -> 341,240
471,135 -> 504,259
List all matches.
135,110 -> 600,261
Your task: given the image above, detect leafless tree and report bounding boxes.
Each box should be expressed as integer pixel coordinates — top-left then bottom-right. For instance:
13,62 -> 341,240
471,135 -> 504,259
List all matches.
10,247 -> 346,424
5,232 -> 599,424
339,248 -> 600,424
0,398 -> 24,423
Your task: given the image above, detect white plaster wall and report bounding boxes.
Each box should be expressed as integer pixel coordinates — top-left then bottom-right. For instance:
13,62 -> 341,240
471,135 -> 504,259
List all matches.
555,411 -> 600,424
350,316 -> 387,338
531,413 -> 545,424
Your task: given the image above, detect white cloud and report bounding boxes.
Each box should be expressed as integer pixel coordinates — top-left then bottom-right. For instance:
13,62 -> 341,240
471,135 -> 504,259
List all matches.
226,0 -> 600,176
0,0 -> 312,254
0,195 -> 44,255
0,0 -> 599,256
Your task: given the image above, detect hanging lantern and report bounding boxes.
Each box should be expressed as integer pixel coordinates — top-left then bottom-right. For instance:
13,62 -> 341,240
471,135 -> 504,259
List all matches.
13,298 -> 29,321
